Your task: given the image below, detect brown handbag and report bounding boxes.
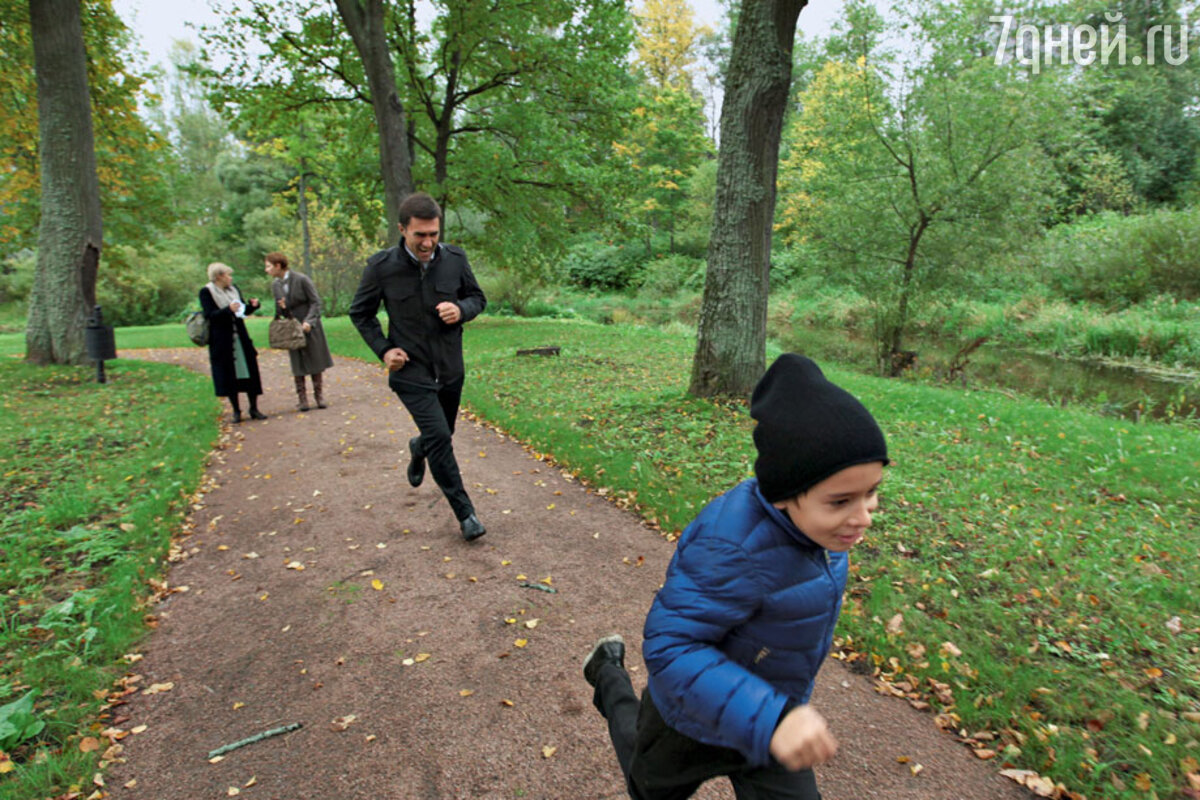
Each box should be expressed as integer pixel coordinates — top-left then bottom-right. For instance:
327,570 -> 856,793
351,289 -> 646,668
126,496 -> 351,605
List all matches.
269,315 -> 307,350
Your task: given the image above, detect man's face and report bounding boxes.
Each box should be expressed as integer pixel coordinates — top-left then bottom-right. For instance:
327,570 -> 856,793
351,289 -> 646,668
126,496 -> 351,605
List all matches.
399,217 -> 440,262
772,461 -> 883,552
264,259 -> 282,278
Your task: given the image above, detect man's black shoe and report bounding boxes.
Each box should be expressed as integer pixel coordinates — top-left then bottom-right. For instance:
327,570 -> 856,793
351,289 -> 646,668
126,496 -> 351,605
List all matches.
583,634 -> 626,687
232,411 -> 243,424
249,409 -> 267,420
459,513 -> 486,542
406,437 -> 425,487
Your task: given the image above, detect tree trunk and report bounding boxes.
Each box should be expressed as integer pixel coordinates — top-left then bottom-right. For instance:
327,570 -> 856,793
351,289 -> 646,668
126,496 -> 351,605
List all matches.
299,157 -> 313,277
689,0 -> 806,398
335,0 -> 414,246
25,0 -> 102,365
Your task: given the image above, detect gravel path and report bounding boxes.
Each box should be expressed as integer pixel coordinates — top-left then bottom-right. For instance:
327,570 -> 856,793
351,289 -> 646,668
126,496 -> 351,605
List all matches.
101,348 -> 1033,800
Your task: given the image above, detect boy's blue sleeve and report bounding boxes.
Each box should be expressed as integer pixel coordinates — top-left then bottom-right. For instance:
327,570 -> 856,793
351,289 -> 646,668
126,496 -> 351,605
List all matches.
642,524 -> 791,766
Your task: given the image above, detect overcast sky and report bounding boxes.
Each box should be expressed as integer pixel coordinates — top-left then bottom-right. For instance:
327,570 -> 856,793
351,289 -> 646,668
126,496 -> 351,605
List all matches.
113,0 -> 844,71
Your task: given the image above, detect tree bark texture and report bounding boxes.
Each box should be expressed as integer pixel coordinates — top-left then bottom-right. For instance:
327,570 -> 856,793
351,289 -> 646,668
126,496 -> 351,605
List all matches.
689,0 -> 806,398
335,0 -> 414,246
25,0 -> 103,365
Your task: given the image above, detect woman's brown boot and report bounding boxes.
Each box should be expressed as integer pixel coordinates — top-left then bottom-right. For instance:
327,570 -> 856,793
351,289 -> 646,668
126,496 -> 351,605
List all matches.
294,376 -> 310,411
312,372 -> 327,409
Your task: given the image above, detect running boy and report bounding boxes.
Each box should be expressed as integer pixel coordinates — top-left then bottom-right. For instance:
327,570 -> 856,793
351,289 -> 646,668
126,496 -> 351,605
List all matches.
584,353 -> 888,799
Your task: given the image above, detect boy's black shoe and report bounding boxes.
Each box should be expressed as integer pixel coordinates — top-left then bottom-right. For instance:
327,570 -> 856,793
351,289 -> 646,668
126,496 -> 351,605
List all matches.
249,409 -> 267,420
232,411 -> 243,424
583,634 -> 626,687
460,513 -> 486,542
407,437 -> 425,487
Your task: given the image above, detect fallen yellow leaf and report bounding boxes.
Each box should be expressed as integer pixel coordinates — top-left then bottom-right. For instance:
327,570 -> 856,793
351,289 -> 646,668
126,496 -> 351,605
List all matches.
542,745 -> 557,758
459,689 -> 475,697
414,653 -> 431,663
514,639 -> 528,648
371,579 -> 383,591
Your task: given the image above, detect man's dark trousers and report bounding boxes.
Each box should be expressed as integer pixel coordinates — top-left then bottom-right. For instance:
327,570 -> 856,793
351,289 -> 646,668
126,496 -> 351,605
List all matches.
591,662 -> 821,800
392,376 -> 473,521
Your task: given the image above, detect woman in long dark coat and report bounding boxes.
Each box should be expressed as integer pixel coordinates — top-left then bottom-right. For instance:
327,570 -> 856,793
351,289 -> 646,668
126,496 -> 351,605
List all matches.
264,251 -> 335,411
200,262 -> 266,423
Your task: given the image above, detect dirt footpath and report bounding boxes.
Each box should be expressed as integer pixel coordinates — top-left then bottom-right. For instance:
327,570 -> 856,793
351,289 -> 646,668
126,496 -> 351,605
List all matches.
103,348 -> 1032,800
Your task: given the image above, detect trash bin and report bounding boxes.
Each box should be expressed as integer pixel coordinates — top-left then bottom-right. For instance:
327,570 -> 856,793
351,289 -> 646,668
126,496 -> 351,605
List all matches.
85,305 -> 117,383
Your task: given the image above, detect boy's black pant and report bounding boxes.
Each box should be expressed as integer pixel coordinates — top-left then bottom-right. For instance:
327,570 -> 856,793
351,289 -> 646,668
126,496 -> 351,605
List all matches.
391,376 -> 473,521
591,661 -> 821,800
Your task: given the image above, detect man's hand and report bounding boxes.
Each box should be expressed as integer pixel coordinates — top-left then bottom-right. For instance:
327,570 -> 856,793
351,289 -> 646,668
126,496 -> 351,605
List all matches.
769,705 -> 838,771
383,347 -> 410,372
302,322 -> 312,333
435,302 -> 461,325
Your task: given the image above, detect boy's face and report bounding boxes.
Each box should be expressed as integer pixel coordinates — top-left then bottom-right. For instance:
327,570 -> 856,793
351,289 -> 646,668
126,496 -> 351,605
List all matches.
773,461 -> 884,552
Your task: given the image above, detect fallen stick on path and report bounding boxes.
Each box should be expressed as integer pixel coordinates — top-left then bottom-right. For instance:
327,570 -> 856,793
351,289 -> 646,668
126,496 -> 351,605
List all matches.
518,582 -> 557,594
207,722 -> 303,759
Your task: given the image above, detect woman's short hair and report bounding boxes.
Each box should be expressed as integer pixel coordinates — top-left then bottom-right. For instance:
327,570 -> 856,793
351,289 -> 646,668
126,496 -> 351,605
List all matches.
207,262 -> 233,281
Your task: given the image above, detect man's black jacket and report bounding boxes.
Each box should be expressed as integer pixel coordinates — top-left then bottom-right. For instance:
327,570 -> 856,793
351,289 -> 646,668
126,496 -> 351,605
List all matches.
348,243 -> 487,389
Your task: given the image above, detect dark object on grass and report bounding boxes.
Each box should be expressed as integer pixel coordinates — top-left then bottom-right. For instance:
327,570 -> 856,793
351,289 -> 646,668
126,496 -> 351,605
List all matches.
206,722 -> 303,759
85,305 -> 117,383
516,346 -> 560,357
519,582 -> 557,593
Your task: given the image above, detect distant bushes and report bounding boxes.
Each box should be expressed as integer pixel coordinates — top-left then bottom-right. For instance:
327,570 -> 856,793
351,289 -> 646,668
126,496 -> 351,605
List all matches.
1043,209 -> 1200,306
1,245 -> 196,328
96,246 -> 196,327
561,234 -> 703,294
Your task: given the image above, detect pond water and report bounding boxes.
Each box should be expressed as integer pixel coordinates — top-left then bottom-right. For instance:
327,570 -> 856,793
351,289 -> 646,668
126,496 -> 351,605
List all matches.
780,326 -> 1200,423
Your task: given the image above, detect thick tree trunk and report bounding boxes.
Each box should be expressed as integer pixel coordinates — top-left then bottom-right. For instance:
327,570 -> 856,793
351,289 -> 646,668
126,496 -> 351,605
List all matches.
689,0 -> 805,398
25,0 -> 103,365
335,0 -> 414,246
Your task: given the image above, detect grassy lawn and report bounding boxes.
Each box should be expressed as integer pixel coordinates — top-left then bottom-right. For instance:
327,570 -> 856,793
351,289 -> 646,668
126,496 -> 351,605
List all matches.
0,314 -> 1197,799
448,317 -> 1200,800
0,358 -> 217,796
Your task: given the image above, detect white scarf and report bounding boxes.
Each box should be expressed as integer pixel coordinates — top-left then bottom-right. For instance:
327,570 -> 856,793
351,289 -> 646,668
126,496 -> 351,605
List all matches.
206,281 -> 239,310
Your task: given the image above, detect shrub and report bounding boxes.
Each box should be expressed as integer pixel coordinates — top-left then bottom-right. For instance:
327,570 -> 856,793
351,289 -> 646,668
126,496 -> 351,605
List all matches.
562,236 -> 647,291
0,250 -> 35,305
639,253 -> 705,297
95,245 -> 196,327
1044,209 -> 1200,306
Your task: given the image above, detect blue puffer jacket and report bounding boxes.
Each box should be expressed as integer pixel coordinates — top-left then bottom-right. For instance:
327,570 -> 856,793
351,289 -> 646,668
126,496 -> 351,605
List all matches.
643,478 -> 848,767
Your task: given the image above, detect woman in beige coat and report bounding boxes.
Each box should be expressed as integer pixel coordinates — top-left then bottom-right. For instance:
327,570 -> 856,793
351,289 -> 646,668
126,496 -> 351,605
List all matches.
264,252 -> 335,410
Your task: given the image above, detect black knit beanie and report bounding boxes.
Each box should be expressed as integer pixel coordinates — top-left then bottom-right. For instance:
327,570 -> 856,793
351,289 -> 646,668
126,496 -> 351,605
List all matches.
751,354 -> 888,503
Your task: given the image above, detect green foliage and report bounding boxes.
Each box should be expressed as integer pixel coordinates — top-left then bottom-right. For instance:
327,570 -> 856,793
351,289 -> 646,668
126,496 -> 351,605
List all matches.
562,235 -> 649,291
640,253 -> 705,297
1043,209 -> 1200,306
778,0 -> 1063,371
94,245 -> 196,327
0,249 -> 35,306
0,0 -> 174,258
0,691 -> 44,752
0,359 -> 215,795
201,0 -> 640,270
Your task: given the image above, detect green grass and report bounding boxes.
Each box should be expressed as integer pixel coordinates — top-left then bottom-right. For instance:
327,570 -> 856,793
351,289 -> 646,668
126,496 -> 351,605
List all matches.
0,359 -> 217,797
442,317 -> 1198,800
1,314 -> 1197,799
